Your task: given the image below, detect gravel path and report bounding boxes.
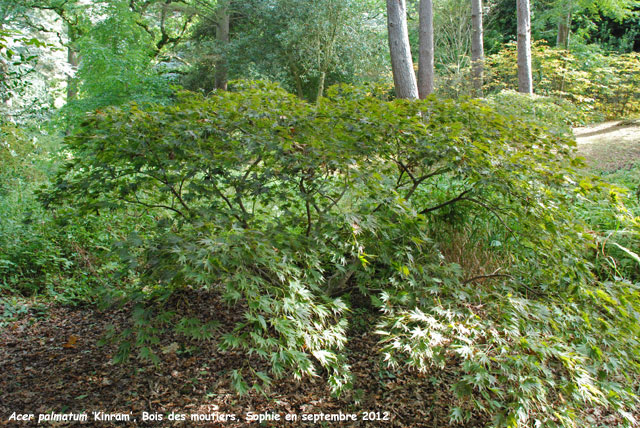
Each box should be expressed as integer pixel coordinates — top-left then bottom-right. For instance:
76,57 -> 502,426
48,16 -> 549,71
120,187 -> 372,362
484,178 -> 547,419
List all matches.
574,119 -> 640,170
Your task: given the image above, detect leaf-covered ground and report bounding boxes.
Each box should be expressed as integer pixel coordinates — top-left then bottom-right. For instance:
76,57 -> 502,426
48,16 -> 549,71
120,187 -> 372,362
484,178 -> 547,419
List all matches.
1,291 -> 487,427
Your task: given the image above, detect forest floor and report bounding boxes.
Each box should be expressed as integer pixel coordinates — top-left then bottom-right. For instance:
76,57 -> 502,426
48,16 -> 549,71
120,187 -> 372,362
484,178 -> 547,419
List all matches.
574,119 -> 640,171
1,294 -> 631,428
1,291 -> 487,428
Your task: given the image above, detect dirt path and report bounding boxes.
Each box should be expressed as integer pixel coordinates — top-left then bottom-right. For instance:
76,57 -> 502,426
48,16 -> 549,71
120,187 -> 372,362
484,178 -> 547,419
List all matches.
574,119 -> 640,171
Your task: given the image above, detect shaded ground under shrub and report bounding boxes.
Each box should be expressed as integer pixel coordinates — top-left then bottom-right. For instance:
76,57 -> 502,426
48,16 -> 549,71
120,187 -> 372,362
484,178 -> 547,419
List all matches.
1,290 -> 491,428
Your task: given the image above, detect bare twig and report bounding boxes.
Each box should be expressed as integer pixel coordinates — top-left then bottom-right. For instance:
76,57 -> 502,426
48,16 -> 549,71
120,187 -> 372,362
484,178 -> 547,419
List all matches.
460,197 -> 514,234
420,188 -> 472,214
121,196 -> 186,218
463,273 -> 511,285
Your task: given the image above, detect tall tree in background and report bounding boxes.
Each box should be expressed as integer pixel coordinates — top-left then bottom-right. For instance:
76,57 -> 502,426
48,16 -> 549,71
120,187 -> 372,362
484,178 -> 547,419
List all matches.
0,1 -> 76,117
517,0 -> 533,94
387,0 -> 418,99
556,10 -> 571,49
417,0 -> 434,98
185,0 -> 385,100
552,0 -> 637,51
66,22 -> 79,101
312,0 -> 342,100
484,0 -> 638,54
214,0 -> 229,90
6,0 -> 87,102
409,0 -> 475,97
470,0 -> 484,96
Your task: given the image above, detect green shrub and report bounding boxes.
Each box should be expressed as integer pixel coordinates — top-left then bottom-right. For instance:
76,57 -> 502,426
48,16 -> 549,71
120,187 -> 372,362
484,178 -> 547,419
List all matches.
0,125 -> 46,189
0,125 -> 60,296
0,199 -> 142,301
43,81 -> 640,426
487,90 -> 591,133
0,124 -> 148,301
574,168 -> 640,283
485,42 -> 640,119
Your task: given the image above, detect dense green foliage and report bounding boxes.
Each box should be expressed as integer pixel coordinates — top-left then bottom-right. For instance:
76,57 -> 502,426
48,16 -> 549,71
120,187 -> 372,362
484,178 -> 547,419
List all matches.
183,0 -> 387,100
39,82 -> 640,426
586,4 -> 640,52
487,90 -> 591,131
485,42 -> 640,119
0,122 -> 147,302
0,28 -> 57,121
483,0 -> 640,54
69,2 -> 173,113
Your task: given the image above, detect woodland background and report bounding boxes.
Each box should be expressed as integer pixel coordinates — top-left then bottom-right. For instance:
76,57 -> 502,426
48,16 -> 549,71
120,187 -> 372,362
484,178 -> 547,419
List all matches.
1,0 -> 640,426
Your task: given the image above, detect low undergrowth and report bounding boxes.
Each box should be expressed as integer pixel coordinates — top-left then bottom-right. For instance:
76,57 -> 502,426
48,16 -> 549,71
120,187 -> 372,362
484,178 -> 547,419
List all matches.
0,123 -> 152,307
485,42 -> 640,121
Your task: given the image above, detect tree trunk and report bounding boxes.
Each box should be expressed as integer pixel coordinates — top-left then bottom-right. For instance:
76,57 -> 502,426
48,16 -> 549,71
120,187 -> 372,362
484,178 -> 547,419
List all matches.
67,23 -> 79,102
214,1 -> 230,91
387,0 -> 418,99
417,0 -> 434,98
0,57 -> 7,105
0,23 -> 8,105
517,0 -> 533,94
290,62 -> 304,99
317,70 -> 326,102
556,13 -> 571,50
470,0 -> 484,97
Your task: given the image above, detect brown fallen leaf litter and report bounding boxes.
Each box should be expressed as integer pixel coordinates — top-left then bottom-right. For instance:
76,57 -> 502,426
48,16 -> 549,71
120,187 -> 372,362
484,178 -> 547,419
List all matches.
0,290 -> 636,427
0,290 -> 485,427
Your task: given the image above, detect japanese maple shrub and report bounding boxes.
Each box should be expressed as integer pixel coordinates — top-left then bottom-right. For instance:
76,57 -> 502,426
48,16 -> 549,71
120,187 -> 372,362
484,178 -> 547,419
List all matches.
43,81 -> 640,427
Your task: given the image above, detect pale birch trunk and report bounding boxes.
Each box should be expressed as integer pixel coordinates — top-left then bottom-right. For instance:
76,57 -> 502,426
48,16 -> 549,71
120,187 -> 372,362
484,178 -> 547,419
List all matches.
556,12 -> 571,50
471,0 -> 484,97
67,23 -> 79,102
